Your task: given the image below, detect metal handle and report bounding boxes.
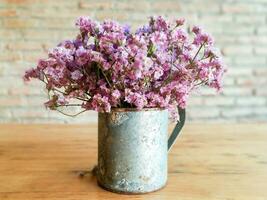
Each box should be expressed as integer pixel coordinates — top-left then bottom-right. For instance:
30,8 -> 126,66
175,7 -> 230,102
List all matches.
168,107 -> 186,152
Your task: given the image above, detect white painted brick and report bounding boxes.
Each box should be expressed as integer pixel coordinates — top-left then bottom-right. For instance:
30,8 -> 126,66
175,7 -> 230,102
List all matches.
197,88 -> 218,96
204,97 -> 235,106
25,96 -> 48,106
1,76 -> 29,87
223,46 -> 253,56
254,68 -> 267,76
187,97 -> 204,106
236,97 -> 266,106
0,108 -> 12,118
234,56 -> 266,66
222,25 -> 255,35
11,108 -> 48,118
236,77 -> 267,86
0,88 -> 8,95
223,87 -> 253,96
182,3 -> 221,13
253,107 -> 267,115
257,27 -> 267,35
254,47 -> 267,55
255,88 -> 267,96
238,115 -> 267,123
237,36 -> 267,45
222,3 -> 266,14
222,107 -> 254,118
199,14 -> 233,24
223,77 -> 235,86
234,15 -> 265,24
228,68 -> 253,77
188,107 -> 220,118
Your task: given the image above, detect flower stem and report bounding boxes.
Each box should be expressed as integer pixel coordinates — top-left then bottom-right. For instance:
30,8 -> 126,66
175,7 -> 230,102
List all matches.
56,104 -> 82,107
98,66 -> 112,88
192,43 -> 204,63
194,79 -> 208,87
40,72 -> 90,102
55,109 -> 87,117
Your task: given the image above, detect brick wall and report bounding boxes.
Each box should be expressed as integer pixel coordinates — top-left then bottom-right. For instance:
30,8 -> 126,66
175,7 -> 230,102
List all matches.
0,0 -> 267,123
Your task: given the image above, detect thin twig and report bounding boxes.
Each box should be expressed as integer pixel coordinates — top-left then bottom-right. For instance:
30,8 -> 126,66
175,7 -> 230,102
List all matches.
98,65 -> 112,88
52,88 -> 89,102
170,24 -> 178,34
40,72 -> 90,102
56,104 -> 83,107
55,109 -> 87,117
192,43 -> 204,63
194,79 -> 208,87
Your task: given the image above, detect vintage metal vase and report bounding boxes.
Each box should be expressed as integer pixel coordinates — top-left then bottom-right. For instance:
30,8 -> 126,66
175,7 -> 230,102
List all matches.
97,107 -> 185,194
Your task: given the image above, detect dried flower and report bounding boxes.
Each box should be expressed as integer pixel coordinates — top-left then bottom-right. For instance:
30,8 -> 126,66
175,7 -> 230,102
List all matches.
24,16 -> 226,120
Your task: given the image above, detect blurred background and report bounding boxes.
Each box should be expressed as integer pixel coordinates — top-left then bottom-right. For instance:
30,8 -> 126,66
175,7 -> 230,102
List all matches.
0,0 -> 266,123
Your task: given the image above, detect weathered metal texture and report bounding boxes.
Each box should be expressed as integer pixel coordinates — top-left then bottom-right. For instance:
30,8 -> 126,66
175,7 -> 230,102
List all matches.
97,108 -> 168,194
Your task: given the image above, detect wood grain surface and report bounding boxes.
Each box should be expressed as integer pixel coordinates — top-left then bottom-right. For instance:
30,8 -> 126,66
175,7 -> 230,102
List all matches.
0,124 -> 266,200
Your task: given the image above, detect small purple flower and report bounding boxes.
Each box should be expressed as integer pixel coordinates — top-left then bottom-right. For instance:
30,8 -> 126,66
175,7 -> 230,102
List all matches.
176,18 -> 185,26
75,46 -> 91,66
90,94 -> 111,112
76,16 -> 99,35
71,70 -> 83,80
154,67 -> 163,79
192,26 -> 201,34
136,25 -> 151,35
23,68 -> 41,81
193,32 -> 214,46
123,24 -> 131,35
48,47 -> 73,64
23,16 -> 226,120
58,40 -> 75,50
152,16 -> 169,31
173,29 -> 188,42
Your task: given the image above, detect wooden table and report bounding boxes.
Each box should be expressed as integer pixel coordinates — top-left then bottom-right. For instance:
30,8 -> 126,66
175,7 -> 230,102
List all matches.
0,124 -> 267,200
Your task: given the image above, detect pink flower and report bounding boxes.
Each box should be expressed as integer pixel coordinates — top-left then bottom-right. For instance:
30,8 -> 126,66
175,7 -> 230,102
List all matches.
193,31 -> 214,46
134,96 -> 148,109
112,89 -> 121,98
173,29 -> 188,42
75,46 -> 91,66
48,47 -> 73,63
23,16 -> 226,120
57,94 -> 68,105
58,40 -> 75,50
168,104 -> 179,121
71,70 -> 83,80
102,20 -> 123,33
76,16 -> 99,35
151,16 -> 169,31
125,90 -> 148,109
90,94 -> 111,112
176,18 -> 185,26
24,68 -> 42,81
154,67 -> 163,79
192,26 -> 201,34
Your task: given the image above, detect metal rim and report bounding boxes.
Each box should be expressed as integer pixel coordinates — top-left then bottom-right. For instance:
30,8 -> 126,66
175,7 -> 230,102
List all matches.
110,107 -> 166,112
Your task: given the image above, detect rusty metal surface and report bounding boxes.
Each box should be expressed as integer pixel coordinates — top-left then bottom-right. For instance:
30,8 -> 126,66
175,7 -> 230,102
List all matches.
97,109 -> 168,194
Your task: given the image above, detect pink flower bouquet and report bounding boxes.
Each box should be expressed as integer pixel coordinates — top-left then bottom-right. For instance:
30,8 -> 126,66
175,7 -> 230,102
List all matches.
24,16 -> 226,119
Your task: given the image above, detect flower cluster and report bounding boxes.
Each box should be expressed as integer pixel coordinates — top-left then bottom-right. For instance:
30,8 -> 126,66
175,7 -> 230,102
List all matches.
24,16 -> 226,119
